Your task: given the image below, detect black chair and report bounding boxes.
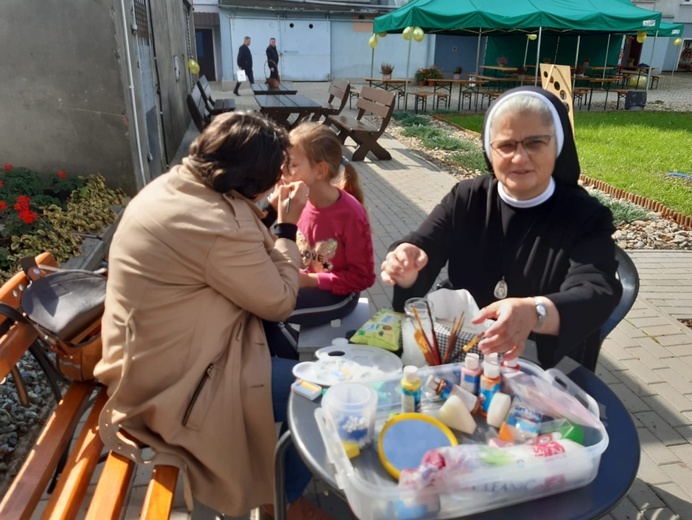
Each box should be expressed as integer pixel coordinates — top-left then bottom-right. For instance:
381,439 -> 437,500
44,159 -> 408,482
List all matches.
187,88 -> 211,133
599,245 -> 639,341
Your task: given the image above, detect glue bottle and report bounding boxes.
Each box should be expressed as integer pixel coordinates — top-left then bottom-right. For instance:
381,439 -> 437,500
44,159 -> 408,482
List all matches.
401,365 -> 422,413
460,353 -> 481,396
479,361 -> 501,417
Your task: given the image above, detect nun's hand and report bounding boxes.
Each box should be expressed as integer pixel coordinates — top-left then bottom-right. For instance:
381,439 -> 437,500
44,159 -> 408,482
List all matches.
380,243 -> 428,288
472,298 -> 535,360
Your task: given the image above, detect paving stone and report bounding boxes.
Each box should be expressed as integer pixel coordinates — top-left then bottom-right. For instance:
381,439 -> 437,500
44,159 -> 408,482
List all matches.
660,462 -> 692,496
626,478 -> 666,511
643,507 -> 682,520
668,444 -> 692,469
653,367 -> 692,395
641,395 -> 689,429
609,382 -> 653,413
635,412 -> 687,447
643,325 -> 689,336
610,495 -> 645,520
656,482 -> 692,517
630,316 -> 675,328
618,320 -> 649,339
609,328 -> 643,348
633,337 -> 676,361
615,368 -> 658,397
622,357 -> 666,384
656,335 -> 692,347
666,344 -> 692,357
637,451 -> 674,486
602,340 -> 638,363
649,382 -> 692,414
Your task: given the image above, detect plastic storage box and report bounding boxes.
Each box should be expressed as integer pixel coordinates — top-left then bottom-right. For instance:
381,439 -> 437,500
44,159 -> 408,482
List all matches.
315,360 -> 608,519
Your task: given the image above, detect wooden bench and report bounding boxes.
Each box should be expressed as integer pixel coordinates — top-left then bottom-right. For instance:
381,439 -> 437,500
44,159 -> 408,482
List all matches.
197,75 -> 235,115
612,89 -> 629,110
573,87 -> 590,110
478,90 -> 501,109
0,252 -> 180,519
313,78 -> 351,121
187,87 -> 212,133
407,90 -> 435,113
324,86 -> 396,161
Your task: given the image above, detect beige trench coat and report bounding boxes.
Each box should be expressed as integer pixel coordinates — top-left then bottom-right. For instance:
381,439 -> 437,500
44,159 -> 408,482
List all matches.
94,159 -> 300,515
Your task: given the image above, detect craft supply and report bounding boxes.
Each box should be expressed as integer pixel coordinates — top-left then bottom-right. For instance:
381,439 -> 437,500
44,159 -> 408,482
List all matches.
460,353 -> 481,395
479,361 -> 501,417
437,394 -> 477,435
350,308 -> 402,352
538,419 -> 585,445
378,413 -> 457,480
401,365 -> 422,413
463,333 -> 482,353
425,375 -> 479,413
486,392 -> 512,428
285,191 -> 291,214
425,300 -> 441,365
322,382 -> 378,448
412,306 -> 440,365
342,441 -> 360,459
291,379 -> 323,400
442,311 -> 464,364
501,357 -> 520,371
498,397 -> 543,443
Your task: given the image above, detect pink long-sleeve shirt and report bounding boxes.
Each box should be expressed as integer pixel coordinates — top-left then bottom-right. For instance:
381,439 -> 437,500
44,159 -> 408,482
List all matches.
297,189 -> 375,295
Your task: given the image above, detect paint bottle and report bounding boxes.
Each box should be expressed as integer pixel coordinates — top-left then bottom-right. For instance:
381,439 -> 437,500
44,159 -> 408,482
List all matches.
500,357 -> 521,392
479,361 -> 501,417
401,365 -> 422,413
460,353 -> 481,396
425,375 -> 480,414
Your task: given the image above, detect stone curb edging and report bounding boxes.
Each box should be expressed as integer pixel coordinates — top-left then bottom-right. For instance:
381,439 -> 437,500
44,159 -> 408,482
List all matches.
431,115 -> 692,230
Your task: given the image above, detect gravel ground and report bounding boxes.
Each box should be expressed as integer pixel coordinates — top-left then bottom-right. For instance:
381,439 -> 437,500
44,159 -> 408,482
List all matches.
386,116 -> 692,251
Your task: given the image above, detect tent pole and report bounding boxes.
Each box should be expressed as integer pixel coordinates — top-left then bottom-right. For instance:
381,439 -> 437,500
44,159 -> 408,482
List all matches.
475,29 -> 482,75
534,27 -> 543,86
404,35 -> 412,110
573,35 -> 581,92
523,35 -> 530,70
603,34 -> 611,79
617,35 -> 626,66
370,46 -> 375,79
554,36 -> 560,64
646,31 -> 658,92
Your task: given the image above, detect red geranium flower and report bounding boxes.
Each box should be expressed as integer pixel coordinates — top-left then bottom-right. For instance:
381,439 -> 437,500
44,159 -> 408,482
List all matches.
0,201 -> 7,211
57,170 -> 67,179
0,180 -> 3,188
18,209 -> 39,224
14,195 -> 31,212
2,164 -> 12,172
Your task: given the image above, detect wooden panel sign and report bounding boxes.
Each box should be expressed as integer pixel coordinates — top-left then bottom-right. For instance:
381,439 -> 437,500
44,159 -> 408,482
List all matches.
539,64 -> 574,133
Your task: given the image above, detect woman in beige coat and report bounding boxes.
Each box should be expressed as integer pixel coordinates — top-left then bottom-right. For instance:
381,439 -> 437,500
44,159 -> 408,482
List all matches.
94,112 -> 324,518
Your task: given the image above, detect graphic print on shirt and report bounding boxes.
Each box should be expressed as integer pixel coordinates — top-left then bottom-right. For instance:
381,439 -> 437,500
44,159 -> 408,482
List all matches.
297,231 -> 338,272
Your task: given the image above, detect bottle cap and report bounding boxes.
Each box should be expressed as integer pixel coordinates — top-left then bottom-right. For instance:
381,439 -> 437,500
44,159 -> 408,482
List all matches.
501,357 -> 519,369
486,352 -> 499,365
403,365 -> 419,382
331,337 -> 349,347
483,361 -> 500,379
464,353 -> 480,370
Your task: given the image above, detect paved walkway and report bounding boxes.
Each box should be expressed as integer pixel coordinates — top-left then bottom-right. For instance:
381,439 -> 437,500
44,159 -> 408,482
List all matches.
57,78 -> 692,519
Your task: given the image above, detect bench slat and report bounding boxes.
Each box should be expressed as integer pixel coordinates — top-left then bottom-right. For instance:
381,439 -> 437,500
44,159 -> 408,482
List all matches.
85,452 -> 136,520
0,381 -> 96,520
142,465 -> 180,519
41,387 -> 108,519
0,323 -> 38,381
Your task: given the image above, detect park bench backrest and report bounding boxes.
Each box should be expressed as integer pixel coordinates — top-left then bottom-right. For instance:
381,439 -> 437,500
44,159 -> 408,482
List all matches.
187,88 -> 209,132
355,86 -> 396,132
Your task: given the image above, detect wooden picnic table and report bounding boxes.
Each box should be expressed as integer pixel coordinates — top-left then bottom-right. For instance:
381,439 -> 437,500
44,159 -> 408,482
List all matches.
256,94 -> 325,129
427,78 -> 489,111
480,65 -> 520,77
576,77 -> 622,110
252,83 -> 298,96
365,77 -> 412,93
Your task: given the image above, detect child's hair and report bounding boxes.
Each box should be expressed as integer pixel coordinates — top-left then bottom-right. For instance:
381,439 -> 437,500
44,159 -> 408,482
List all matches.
289,122 -> 365,205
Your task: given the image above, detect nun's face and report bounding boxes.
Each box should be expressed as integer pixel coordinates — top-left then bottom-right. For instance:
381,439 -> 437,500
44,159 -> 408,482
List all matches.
489,111 -> 556,200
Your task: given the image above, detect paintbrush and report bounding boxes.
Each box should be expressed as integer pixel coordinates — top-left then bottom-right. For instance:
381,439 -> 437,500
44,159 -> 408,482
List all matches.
425,301 -> 442,365
463,332 -> 483,353
285,191 -> 292,214
443,311 -> 465,364
411,306 -> 438,365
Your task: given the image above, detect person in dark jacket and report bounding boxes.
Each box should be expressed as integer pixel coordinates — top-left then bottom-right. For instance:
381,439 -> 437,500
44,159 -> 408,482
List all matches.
266,37 -> 280,80
233,36 -> 253,96
380,86 -> 622,371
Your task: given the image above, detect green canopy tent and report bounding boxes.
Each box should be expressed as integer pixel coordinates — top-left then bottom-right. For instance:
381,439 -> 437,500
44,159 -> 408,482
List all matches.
374,0 -> 662,103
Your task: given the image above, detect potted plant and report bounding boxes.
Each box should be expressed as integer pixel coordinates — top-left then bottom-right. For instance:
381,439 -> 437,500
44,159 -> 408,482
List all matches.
453,66 -> 462,80
496,56 -> 508,67
380,62 -> 394,79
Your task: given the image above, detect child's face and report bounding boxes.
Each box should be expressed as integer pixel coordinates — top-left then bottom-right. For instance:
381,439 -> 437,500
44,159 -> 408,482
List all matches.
283,146 -> 318,186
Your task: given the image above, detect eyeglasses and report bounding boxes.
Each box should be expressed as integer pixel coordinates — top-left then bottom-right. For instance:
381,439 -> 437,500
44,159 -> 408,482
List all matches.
490,135 -> 553,158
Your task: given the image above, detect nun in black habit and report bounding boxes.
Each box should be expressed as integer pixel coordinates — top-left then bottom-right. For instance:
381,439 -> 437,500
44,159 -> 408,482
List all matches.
381,86 -> 622,370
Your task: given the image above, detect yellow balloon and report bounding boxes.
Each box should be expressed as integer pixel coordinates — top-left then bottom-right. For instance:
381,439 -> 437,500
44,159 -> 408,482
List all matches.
403,27 -> 412,41
636,31 -> 647,44
674,37 -> 683,46
527,34 -> 538,41
378,32 -> 388,38
369,34 -> 379,48
412,27 -> 425,42
188,59 -> 200,75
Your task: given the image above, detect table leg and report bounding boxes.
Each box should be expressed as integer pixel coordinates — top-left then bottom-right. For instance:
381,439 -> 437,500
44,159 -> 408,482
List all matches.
588,87 -> 594,111
274,430 -> 292,520
457,85 -> 463,112
604,88 -> 609,111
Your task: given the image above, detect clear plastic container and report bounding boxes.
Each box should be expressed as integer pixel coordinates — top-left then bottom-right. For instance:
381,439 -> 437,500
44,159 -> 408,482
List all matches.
322,382 -> 378,448
315,360 -> 608,519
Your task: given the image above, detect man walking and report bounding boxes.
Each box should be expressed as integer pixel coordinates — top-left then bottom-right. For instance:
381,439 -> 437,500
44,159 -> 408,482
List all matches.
266,37 -> 280,80
233,36 -> 253,96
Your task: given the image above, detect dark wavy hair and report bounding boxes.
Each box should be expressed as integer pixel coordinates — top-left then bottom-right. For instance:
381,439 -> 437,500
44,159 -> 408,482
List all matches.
188,111 -> 289,198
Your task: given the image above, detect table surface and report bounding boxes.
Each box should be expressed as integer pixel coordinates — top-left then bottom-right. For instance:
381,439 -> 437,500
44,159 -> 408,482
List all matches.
252,83 -> 298,95
428,79 -> 489,85
481,65 -> 519,72
287,356 -> 640,520
255,94 -> 322,110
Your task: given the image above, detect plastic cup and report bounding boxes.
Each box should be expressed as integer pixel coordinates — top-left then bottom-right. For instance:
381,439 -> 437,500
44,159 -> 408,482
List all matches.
322,382 -> 378,447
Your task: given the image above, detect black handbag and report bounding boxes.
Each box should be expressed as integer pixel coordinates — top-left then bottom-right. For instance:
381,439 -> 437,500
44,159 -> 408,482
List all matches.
19,256 -> 107,381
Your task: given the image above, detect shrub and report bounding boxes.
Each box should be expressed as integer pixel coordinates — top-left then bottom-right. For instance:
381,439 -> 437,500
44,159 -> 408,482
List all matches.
590,191 -> 652,225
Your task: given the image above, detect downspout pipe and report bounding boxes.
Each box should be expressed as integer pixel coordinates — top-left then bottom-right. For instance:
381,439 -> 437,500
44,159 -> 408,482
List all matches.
120,0 -> 147,189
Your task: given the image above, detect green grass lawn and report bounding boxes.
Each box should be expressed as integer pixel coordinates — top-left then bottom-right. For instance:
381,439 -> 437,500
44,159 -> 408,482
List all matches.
439,112 -> 692,217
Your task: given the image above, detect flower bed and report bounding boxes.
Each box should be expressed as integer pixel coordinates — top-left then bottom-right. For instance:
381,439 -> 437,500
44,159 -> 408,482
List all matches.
0,163 -> 126,283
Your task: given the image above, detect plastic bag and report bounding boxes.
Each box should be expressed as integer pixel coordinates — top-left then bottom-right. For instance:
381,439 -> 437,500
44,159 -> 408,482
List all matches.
237,69 -> 247,82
